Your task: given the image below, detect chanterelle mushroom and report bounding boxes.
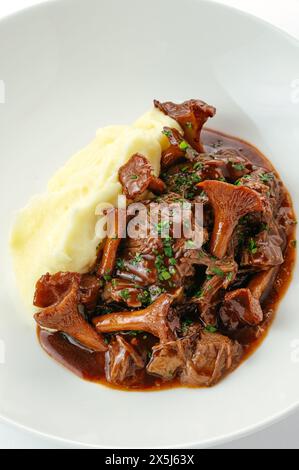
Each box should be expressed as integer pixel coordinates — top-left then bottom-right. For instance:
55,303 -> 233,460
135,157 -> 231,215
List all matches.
197,180 -> 264,259
97,208 -> 123,278
34,275 -> 107,352
118,153 -> 165,200
93,293 -> 180,342
34,272 -> 100,311
154,99 -> 216,153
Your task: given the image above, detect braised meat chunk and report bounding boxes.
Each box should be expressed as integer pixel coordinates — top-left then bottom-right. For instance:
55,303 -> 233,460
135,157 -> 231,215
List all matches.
147,329 -> 243,387
105,335 -> 145,386
118,153 -> 165,200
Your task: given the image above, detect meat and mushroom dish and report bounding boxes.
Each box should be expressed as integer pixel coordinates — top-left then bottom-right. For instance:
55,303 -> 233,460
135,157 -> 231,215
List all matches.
33,99 -> 296,391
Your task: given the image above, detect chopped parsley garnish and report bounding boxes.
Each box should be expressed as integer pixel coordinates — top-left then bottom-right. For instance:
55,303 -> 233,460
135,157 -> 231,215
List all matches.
260,223 -> 269,232
248,238 -> 258,254
155,254 -> 165,271
169,257 -> 177,265
226,272 -> 234,282
192,174 -> 201,183
232,163 -> 246,171
103,274 -> 112,281
168,170 -> 201,198
163,237 -> 173,258
210,266 -> 225,277
164,245 -> 173,257
181,318 -> 193,334
116,258 -> 125,269
149,286 -> 163,298
259,173 -> 274,183
162,129 -> 172,138
154,254 -> 173,282
186,240 -> 196,249
159,271 -> 172,281
205,325 -> 217,333
120,289 -> 130,301
155,220 -> 170,235
169,266 -> 176,275
179,140 -> 190,151
186,122 -> 193,129
239,215 -> 250,225
193,162 -> 203,171
130,174 -> 138,180
137,290 -> 151,306
194,289 -> 203,299
132,253 -> 143,265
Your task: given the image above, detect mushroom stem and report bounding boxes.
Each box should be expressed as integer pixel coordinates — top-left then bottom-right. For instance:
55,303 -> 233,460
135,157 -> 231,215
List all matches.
93,293 -> 179,342
97,209 -> 122,277
97,238 -> 121,277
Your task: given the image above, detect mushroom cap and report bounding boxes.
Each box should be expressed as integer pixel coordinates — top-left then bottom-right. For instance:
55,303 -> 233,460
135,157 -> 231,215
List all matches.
154,99 -> 216,153
34,272 -> 100,311
34,275 -> 107,352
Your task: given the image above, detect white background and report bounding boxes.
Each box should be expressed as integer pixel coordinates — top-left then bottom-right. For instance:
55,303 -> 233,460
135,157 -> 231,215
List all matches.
0,0 -> 298,449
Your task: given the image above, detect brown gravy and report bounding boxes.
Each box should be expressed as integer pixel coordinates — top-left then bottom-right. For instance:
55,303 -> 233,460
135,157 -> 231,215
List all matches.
38,129 -> 297,391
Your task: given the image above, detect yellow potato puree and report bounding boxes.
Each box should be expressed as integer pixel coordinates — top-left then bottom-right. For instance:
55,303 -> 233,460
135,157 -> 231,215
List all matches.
10,108 -> 181,309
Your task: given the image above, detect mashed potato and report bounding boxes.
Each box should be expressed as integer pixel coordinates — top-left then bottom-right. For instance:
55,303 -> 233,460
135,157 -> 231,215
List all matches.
10,108 -> 182,310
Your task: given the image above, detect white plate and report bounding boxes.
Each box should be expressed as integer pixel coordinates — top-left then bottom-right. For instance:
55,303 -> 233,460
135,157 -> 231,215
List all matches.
0,0 -> 298,449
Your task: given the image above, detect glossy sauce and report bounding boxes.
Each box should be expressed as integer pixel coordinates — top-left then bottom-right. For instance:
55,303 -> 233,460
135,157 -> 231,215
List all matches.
38,129 -> 297,391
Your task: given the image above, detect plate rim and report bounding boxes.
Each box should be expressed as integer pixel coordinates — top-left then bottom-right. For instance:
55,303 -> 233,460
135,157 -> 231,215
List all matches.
1,0 -> 299,449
